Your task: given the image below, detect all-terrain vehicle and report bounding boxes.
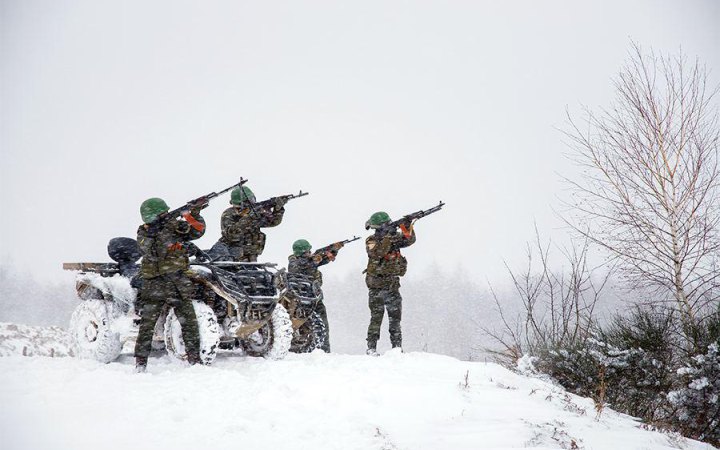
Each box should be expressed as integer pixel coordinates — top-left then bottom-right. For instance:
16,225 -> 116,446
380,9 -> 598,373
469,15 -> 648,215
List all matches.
63,237 -> 292,365
280,273 -> 327,353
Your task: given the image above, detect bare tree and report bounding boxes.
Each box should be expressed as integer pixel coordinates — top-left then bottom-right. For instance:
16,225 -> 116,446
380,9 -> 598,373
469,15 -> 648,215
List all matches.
564,43 -> 720,344
483,228 -> 608,366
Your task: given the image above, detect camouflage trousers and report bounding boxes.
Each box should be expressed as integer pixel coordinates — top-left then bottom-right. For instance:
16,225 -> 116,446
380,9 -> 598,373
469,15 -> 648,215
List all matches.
225,244 -> 251,262
315,300 -> 331,352
229,245 -> 257,262
366,287 -> 402,349
134,271 -> 200,359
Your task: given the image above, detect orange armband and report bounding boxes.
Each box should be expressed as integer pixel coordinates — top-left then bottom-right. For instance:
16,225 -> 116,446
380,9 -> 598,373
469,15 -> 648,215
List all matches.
182,212 -> 205,232
399,223 -> 413,238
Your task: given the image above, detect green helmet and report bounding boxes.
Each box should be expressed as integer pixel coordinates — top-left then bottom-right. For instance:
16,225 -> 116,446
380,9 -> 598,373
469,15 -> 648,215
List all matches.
292,239 -> 312,256
230,186 -> 256,205
366,211 -> 391,229
140,198 -> 169,224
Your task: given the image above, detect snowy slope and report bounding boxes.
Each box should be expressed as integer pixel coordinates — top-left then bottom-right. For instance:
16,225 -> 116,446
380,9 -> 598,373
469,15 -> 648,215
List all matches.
0,349 -> 714,450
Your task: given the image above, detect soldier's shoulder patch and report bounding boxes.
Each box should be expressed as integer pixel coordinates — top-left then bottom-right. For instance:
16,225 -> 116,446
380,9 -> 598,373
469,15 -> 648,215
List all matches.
366,237 -> 377,250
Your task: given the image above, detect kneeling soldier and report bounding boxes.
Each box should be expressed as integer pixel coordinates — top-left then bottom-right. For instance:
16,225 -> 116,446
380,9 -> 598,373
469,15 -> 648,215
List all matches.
134,198 -> 206,372
288,239 -> 346,352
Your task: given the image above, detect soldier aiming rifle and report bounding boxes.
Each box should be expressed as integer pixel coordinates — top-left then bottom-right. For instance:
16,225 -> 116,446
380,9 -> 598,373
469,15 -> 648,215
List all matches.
363,201 -> 444,355
213,187 -> 308,262
288,235 -> 360,352
134,180 -> 244,372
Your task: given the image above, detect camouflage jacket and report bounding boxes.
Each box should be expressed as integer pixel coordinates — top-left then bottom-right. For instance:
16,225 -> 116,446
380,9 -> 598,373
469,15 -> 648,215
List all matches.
288,248 -> 338,286
218,204 -> 284,258
365,226 -> 416,289
137,212 -> 206,279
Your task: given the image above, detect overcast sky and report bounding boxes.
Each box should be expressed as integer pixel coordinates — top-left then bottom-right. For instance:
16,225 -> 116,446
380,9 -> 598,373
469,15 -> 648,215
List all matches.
1,0 -> 719,284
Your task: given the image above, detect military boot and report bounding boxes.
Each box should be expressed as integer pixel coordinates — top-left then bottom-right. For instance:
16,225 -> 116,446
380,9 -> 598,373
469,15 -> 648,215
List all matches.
187,351 -> 202,366
135,356 -> 148,373
366,344 -> 379,357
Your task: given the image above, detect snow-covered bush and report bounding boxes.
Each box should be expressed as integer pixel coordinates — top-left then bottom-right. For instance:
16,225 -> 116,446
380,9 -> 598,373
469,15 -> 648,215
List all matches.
533,308 -> 677,421
531,307 -> 720,446
667,341 -> 720,446
599,308 -> 676,421
533,342 -> 599,399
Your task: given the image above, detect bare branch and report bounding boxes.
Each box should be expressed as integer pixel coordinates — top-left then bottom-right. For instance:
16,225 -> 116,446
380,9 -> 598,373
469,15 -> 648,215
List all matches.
560,42 -> 720,347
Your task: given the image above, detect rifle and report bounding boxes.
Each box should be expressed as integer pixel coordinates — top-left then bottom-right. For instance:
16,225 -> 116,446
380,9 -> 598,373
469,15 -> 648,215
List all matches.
149,178 -> 247,229
315,236 -> 361,254
368,201 -> 445,231
249,190 -> 309,217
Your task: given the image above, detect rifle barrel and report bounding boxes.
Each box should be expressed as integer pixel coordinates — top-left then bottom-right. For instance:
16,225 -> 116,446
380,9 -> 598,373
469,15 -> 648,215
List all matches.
389,201 -> 445,227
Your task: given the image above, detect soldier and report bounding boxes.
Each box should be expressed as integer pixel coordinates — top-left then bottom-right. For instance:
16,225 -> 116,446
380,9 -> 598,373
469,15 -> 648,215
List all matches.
216,185 -> 286,262
134,197 -> 206,372
288,239 -> 344,352
364,212 -> 416,355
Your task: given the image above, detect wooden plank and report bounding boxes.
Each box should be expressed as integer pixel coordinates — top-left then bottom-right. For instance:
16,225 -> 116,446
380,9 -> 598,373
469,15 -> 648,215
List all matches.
62,262 -> 119,273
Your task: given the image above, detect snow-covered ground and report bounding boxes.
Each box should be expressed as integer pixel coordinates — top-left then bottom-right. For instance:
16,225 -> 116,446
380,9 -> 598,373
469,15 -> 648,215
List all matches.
0,322 -> 73,357
0,344 -> 714,450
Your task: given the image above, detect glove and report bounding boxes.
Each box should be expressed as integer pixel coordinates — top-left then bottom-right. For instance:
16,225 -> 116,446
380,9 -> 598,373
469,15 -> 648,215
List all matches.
332,242 -> 344,250
189,198 -> 208,214
399,217 -> 412,228
274,196 -> 289,209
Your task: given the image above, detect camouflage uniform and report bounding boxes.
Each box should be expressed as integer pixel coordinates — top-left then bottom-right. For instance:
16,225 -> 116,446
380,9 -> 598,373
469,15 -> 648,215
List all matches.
134,212 -> 206,361
218,201 -> 285,262
365,225 -> 416,350
288,247 -> 340,352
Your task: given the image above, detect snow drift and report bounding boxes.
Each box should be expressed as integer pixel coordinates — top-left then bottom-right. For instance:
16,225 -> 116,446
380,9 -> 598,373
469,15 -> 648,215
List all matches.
0,345 -> 714,450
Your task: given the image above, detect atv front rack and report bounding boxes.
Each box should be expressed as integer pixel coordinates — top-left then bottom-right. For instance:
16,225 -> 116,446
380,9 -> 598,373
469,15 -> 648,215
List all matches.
192,262 -> 284,302
63,262 -> 120,276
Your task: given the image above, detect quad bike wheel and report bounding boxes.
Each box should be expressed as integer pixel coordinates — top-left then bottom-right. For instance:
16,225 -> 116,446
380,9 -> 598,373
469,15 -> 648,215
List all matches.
69,299 -> 122,363
164,301 -> 220,365
241,303 -> 293,360
290,310 -> 327,353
